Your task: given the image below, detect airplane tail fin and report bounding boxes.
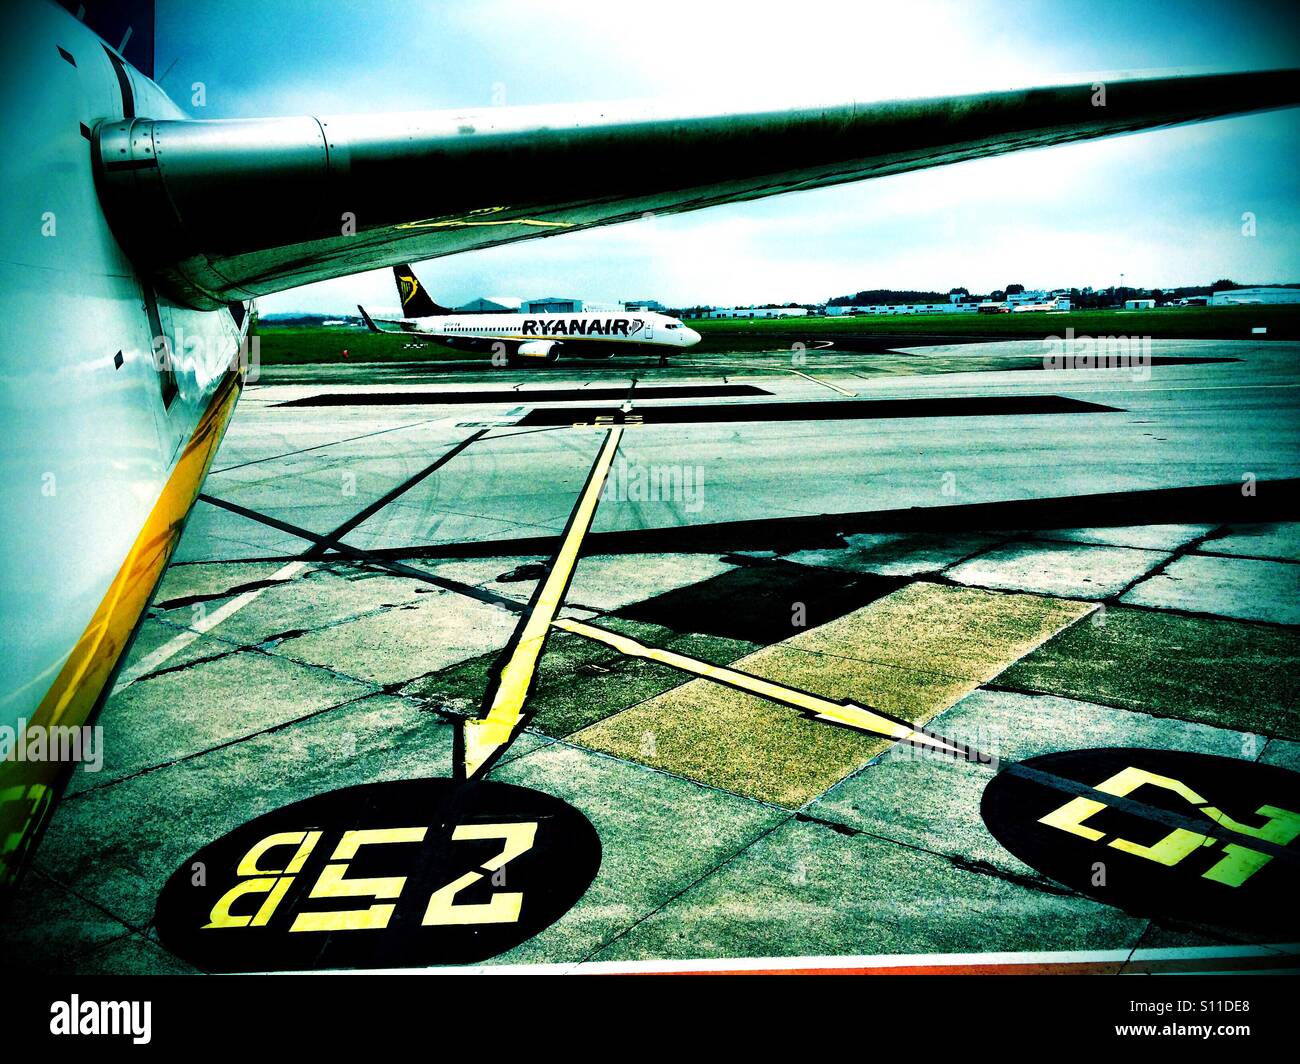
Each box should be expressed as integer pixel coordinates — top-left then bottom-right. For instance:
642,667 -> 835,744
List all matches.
393,264 -> 450,317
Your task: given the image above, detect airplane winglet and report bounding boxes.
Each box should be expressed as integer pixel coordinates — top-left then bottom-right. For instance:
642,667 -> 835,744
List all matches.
357,304 -> 382,332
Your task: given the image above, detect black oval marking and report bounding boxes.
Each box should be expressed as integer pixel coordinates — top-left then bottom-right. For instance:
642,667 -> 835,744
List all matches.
981,748 -> 1300,933
156,778 -> 600,971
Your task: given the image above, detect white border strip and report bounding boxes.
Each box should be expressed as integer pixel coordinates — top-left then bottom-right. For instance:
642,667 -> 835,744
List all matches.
286,942 -> 1299,976
113,561 -> 308,692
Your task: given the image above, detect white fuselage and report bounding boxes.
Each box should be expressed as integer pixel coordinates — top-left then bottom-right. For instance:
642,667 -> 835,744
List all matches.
0,4 -> 251,886
408,310 -> 700,353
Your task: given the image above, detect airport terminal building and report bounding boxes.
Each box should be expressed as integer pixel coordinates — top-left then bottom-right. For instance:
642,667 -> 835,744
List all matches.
699,306 -> 811,318
827,300 -> 978,316
826,290 -> 1072,315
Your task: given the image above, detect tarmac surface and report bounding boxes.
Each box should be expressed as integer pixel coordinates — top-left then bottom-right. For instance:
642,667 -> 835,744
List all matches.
6,339 -> 1299,973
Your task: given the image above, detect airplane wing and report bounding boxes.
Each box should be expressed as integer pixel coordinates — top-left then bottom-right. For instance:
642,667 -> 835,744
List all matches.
92,70 -> 1300,310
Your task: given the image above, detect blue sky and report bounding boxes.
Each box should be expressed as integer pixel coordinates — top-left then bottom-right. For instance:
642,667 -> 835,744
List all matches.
154,0 -> 1300,313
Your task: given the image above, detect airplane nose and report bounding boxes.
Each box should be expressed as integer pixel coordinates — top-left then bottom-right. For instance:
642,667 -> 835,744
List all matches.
684,327 -> 701,346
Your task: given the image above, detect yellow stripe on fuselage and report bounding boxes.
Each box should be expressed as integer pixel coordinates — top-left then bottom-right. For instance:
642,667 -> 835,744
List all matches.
0,368 -> 244,891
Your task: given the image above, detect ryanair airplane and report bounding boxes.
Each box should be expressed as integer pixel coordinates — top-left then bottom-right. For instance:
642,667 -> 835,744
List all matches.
359,265 -> 701,364
0,0 -> 1297,897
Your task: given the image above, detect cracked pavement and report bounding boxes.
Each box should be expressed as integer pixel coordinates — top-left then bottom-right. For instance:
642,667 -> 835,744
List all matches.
5,340 -> 1299,972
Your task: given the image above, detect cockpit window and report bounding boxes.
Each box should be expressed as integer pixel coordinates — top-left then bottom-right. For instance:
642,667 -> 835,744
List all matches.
665,323 -> 680,329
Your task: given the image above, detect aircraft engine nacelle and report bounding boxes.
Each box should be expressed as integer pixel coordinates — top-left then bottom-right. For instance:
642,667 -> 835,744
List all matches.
514,340 -> 560,363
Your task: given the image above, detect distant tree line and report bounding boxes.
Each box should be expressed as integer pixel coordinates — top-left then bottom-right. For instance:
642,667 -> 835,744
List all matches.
828,289 -> 951,306
824,279 -> 1298,309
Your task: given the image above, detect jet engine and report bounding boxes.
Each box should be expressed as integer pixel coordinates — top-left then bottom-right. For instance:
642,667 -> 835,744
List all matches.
513,340 -> 559,363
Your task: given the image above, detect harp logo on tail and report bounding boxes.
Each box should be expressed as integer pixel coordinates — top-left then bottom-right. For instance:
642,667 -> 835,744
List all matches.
398,274 -> 419,307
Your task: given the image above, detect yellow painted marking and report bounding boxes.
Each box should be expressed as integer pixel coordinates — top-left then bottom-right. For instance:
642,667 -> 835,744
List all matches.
462,428 -> 624,777
396,217 -> 572,231
1039,766 -> 1300,888
422,822 -> 537,926
289,827 -> 427,933
788,369 -> 858,397
571,414 -> 642,429
552,617 -> 965,758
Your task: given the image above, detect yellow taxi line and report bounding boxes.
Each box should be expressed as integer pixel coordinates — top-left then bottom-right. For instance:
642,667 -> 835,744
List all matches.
551,617 -> 966,758
462,426 -> 624,778
788,368 -> 858,397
